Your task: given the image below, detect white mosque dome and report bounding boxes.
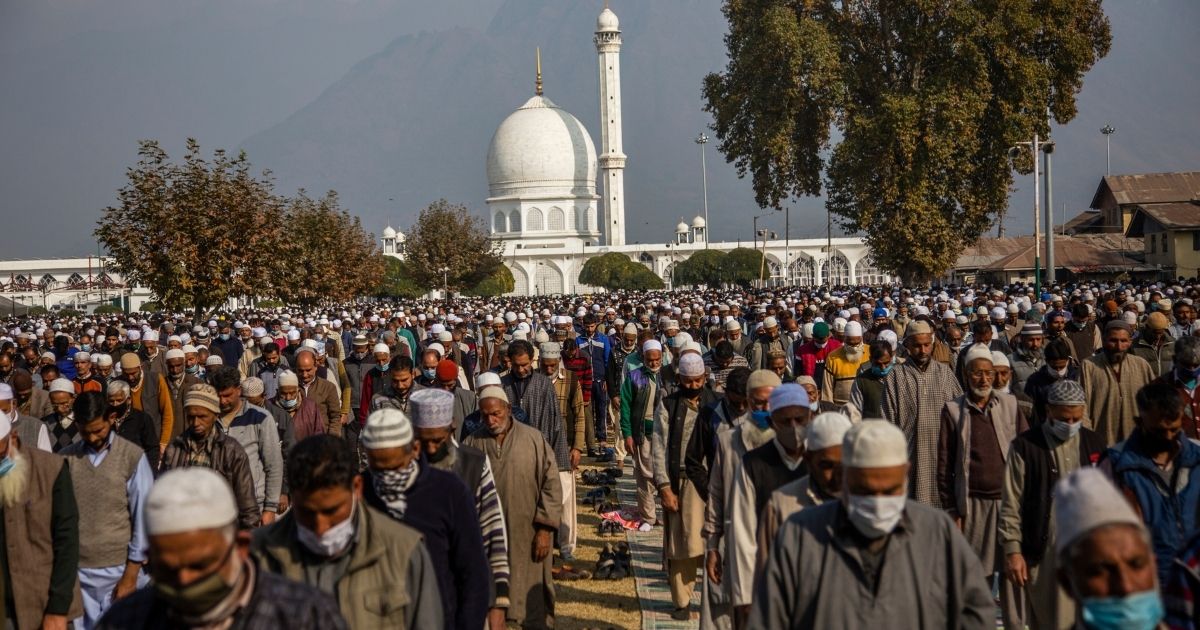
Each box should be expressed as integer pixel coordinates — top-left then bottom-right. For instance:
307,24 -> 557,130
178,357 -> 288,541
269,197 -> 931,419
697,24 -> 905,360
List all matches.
691,215 -> 706,228
486,95 -> 597,199
597,7 -> 619,32
676,220 -> 689,233
382,225 -> 397,238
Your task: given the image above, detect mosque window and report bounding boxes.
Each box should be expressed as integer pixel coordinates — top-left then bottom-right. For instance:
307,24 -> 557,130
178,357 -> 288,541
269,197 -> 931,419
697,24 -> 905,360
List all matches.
825,252 -> 850,286
509,210 -> 522,233
548,207 -> 565,231
789,257 -> 816,287
527,208 -> 544,231
494,212 -> 506,233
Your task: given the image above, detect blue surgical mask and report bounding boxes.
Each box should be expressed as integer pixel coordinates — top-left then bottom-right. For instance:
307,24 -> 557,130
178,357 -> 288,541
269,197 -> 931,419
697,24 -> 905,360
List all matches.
0,456 -> 13,477
80,344 -> 91,352
422,368 -> 436,379
279,397 -> 299,410
1180,366 -> 1200,390
1049,418 -> 1081,442
751,410 -> 771,430
870,364 -> 894,377
219,333 -> 231,341
186,364 -> 199,375
1080,589 -> 1163,630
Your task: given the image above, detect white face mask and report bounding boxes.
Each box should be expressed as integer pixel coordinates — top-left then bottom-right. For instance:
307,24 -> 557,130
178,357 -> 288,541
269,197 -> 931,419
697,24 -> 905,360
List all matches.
296,499 -> 356,557
1055,366 -> 1069,377
845,492 -> 906,539
1049,418 -> 1081,441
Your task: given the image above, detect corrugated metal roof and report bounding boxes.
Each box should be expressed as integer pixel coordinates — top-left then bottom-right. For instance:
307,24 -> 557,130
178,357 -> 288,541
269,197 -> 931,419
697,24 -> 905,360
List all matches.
1062,210 -> 1104,233
1136,202 -> 1200,229
978,235 -> 1143,271
1091,172 -> 1200,209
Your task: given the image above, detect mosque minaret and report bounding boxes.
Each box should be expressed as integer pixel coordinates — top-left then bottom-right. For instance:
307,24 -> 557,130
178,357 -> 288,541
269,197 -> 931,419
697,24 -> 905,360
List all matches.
595,4 -> 627,246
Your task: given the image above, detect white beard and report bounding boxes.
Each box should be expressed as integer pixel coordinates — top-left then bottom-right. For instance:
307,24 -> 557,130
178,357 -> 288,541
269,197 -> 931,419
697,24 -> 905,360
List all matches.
995,384 -> 1011,394
844,345 -> 864,362
969,386 -> 993,401
0,449 -> 29,509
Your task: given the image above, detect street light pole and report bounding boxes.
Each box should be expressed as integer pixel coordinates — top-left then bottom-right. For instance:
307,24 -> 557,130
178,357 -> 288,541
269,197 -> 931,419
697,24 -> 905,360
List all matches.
1101,124 -> 1115,175
1044,142 -> 1056,285
696,133 -> 710,248
1011,134 -> 1043,296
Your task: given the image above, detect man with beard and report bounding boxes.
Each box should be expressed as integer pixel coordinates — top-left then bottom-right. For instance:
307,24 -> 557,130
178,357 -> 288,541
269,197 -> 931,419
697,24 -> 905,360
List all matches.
1171,300 -> 1196,341
757,411 -> 853,570
729,383 -> 812,622
210,366 -> 282,525
881,320 -> 963,507
44,377 -> 80,451
652,353 -> 717,620
465,389 -> 562,629
1081,321 -> 1155,444
1103,380 -> 1200,583
936,347 -> 1027,583
724,318 -> 748,356
294,350 -> 342,437
410,388 -> 510,630
118,354 -> 172,453
106,380 -> 161,468
746,316 -> 786,371
794,322 -> 841,394
360,406 -> 490,630
821,321 -> 870,406
1007,323 -> 1045,393
1151,335 -> 1200,439
250,341 -> 289,401
369,355 -> 418,414
0,402 -> 84,630
162,348 -> 201,444
537,342 -> 585,571
1066,303 -> 1101,360
59,391 -> 154,627
1023,338 -> 1078,425
1132,311 -> 1176,377
480,317 -> 510,372
160,384 -> 260,529
1,380 -> 52,452
865,307 -> 893,344
237,323 -> 261,379
139,331 -> 167,376
621,339 -> 665,526
96,467 -> 348,629
501,340 -> 570,483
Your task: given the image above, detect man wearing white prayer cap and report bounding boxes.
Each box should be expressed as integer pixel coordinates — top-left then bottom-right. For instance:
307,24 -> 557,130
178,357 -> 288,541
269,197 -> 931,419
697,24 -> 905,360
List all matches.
750,420 -> 992,628
728,383 -> 812,613
1052,468 -> 1164,630
360,405 -> 492,629
822,320 -> 870,406
97,468 -> 348,628
650,351 -> 715,619
0,382 -> 52,452
758,411 -> 853,569
621,338 -> 665,526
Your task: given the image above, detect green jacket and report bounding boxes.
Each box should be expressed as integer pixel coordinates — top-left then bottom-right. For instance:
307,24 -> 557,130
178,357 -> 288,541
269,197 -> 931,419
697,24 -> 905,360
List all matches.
250,502 -> 443,630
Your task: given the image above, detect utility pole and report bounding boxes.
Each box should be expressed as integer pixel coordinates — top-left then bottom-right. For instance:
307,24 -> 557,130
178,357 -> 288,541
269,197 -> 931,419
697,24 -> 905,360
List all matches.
696,133 -> 710,248
1044,142 -> 1056,285
1101,124 -> 1115,175
1011,134 -> 1043,296
826,207 -> 832,287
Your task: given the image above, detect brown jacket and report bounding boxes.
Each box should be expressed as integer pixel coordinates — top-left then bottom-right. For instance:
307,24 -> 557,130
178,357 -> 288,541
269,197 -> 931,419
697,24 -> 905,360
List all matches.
164,373 -> 203,442
4,447 -> 83,629
302,377 -> 342,436
160,432 -> 261,528
129,372 -> 174,446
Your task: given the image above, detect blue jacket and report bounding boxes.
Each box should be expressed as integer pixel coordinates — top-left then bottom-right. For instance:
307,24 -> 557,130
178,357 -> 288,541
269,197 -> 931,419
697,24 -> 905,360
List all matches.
1106,430 -> 1200,582
576,332 -> 611,378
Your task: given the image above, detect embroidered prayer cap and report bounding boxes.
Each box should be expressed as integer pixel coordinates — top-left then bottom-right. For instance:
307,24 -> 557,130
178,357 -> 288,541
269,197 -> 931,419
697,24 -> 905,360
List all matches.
240,377 -> 265,398
768,383 -> 810,413
747,369 -> 782,391
362,407 -> 414,449
1046,380 -> 1086,407
183,384 -> 221,414
677,353 -> 705,378
410,388 -> 455,429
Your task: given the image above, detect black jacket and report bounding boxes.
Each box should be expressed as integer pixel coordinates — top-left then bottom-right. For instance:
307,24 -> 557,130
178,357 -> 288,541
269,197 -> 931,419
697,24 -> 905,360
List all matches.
661,387 -> 718,493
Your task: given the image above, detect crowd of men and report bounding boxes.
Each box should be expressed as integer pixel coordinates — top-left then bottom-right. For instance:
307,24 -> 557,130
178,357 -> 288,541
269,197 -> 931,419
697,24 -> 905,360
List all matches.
2,279 -> 1200,629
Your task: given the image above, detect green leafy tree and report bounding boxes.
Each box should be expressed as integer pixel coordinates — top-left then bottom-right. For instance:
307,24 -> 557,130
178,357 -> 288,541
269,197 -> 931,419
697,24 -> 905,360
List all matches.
625,264 -> 666,291
673,250 -> 727,287
274,190 -> 384,305
463,265 -> 516,297
704,1 -> 1110,281
721,247 -> 765,287
96,139 -> 287,318
403,199 -> 504,291
376,257 -> 425,299
580,253 -> 666,291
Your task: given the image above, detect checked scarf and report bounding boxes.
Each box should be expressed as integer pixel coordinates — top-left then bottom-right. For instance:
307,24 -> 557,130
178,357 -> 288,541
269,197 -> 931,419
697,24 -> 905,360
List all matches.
371,460 -> 419,520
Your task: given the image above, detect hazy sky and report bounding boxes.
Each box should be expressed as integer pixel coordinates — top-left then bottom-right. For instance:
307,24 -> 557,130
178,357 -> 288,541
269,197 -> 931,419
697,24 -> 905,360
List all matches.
1,0 -> 1197,258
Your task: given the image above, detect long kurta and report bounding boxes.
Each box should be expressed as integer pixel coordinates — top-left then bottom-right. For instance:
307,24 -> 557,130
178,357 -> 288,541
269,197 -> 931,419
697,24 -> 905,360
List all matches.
1080,352 -> 1154,445
465,420 -> 562,628
756,476 -> 828,575
749,500 -> 993,629
881,360 -> 962,506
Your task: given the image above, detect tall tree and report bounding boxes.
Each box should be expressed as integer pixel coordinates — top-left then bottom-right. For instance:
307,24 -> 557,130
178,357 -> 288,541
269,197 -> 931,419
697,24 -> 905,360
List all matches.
704,0 -> 1110,281
673,250 -> 728,288
403,199 -> 504,291
274,190 -> 384,305
721,247 -> 766,287
376,257 -> 425,299
96,139 -> 286,318
578,252 -> 664,291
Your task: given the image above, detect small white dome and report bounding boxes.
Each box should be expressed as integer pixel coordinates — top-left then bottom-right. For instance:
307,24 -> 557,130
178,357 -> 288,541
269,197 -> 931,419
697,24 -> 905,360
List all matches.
382,226 -> 397,238
675,221 -> 689,233
597,7 -> 619,32
486,96 -> 597,199
691,216 -> 706,228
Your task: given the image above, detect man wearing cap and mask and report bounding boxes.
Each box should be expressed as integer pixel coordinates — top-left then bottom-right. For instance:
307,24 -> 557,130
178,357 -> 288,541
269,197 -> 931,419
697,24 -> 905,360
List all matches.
621,339 -> 666,526
118,353 -> 173,452
106,380 -> 161,468
0,394 -> 84,630
44,377 -> 80,451
794,321 -> 841,393
252,435 -> 443,628
97,468 -> 348,629
728,383 -> 812,621
537,341 -> 585,571
757,411 -> 853,572
821,321 -> 870,406
360,405 -> 490,630
163,347 -> 202,443
750,420 -> 992,628
59,391 -> 155,627
1132,311 -> 1176,377
746,316 -> 786,371
882,319 -> 963,507
651,352 -> 716,620
356,343 -> 393,424
999,380 -> 1105,629
160,384 -> 260,529
936,346 -> 1028,587
1081,320 -> 1155,444
464,387 -> 563,629
1053,468 -> 1165,630
410,388 -> 511,630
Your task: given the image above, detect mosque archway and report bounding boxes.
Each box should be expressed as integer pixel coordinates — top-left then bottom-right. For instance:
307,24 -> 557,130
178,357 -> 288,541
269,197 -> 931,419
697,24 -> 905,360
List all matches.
510,265 -> 529,295
534,262 -> 564,295
789,256 -> 816,287
823,252 -> 851,286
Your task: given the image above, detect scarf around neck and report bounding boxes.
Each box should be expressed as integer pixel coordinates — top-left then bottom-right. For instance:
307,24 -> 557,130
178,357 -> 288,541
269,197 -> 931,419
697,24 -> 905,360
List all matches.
372,460 -> 419,520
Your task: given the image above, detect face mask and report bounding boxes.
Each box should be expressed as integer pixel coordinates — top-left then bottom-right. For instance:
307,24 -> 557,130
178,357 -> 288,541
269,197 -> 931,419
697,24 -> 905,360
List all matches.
81,344 -> 91,352
296,500 -> 356,557
279,397 -> 299,410
0,456 -> 14,477
1055,366 -> 1069,377
845,493 -> 906,538
111,403 -> 130,418
219,333 -> 230,342
1179,366 -> 1200,390
427,441 -> 451,463
815,341 -> 827,349
421,368 -> 436,380
751,410 -> 771,430
353,351 -> 367,360
1049,418 -> 1081,441
1080,589 -> 1164,630
682,386 -> 703,399
775,424 -> 805,452
870,364 -> 893,377
185,364 -> 199,375
153,547 -> 237,616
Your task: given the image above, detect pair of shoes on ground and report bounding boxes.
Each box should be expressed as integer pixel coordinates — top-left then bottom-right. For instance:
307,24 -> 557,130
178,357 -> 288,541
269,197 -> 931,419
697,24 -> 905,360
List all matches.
581,469 -> 617,486
552,562 -> 591,581
597,520 -> 624,536
580,485 -> 612,508
595,499 -> 620,515
594,542 -> 632,579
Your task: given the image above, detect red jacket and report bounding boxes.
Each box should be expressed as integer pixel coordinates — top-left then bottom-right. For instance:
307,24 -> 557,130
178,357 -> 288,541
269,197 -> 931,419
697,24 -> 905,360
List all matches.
793,338 -> 842,391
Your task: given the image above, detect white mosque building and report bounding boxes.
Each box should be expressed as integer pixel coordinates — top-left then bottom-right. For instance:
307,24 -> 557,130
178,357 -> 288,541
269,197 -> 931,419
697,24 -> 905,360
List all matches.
382,4 -> 886,296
